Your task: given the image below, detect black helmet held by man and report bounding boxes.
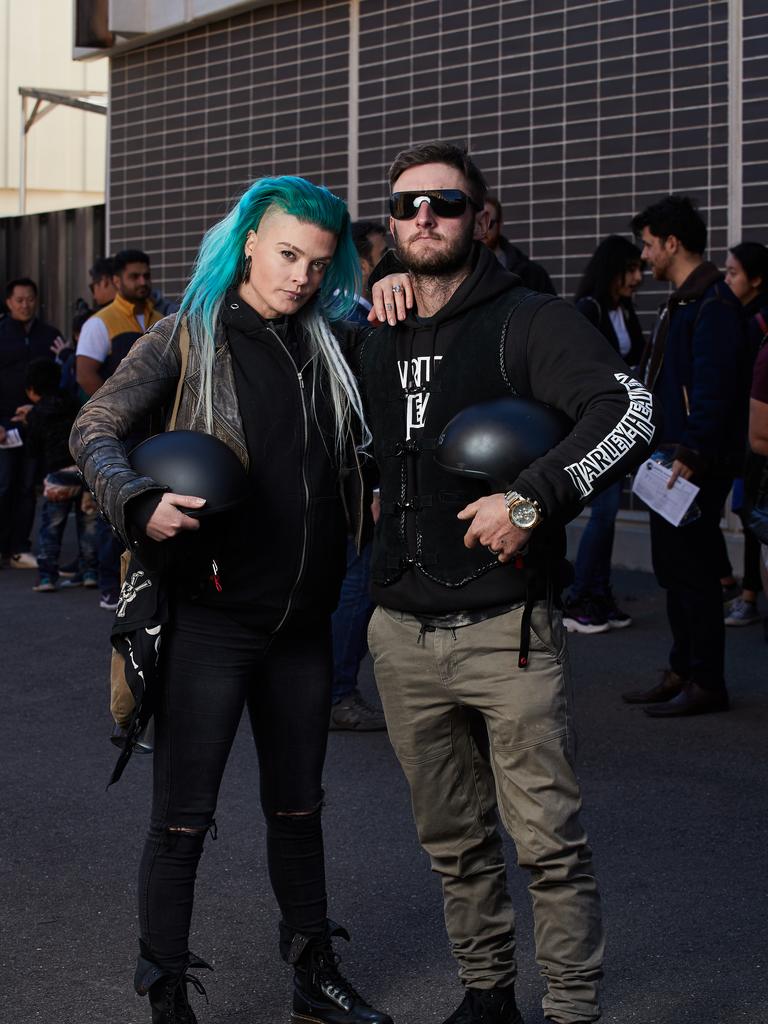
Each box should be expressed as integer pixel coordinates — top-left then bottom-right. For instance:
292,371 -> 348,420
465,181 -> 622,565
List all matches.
436,395 -> 571,491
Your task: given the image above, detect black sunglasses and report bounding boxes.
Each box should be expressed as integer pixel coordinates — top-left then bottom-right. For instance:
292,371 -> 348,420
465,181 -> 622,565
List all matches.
389,189 -> 480,220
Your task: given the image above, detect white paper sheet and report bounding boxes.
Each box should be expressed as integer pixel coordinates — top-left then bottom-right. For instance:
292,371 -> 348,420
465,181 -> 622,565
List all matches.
631,458 -> 700,527
0,428 -> 23,449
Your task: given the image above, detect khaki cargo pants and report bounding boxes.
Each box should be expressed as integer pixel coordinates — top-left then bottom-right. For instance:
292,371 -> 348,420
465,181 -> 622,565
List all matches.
368,602 -> 604,1024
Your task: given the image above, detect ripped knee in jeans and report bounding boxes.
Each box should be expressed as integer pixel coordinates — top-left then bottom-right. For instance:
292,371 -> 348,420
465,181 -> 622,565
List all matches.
165,820 -> 218,841
274,799 -> 323,818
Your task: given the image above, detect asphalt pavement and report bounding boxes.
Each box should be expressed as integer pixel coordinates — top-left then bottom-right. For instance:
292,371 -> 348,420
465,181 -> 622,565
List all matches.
1,549 -> 766,1024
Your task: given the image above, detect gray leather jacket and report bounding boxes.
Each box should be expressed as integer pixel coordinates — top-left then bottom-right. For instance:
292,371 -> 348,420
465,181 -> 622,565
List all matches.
70,314 -> 370,555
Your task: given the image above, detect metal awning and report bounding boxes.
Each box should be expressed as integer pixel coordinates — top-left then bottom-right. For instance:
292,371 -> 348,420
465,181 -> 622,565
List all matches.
18,87 -> 108,214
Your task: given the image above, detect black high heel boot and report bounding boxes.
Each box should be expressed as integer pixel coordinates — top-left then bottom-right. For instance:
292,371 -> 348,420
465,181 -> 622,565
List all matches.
135,952 -> 212,1023
283,920 -> 394,1024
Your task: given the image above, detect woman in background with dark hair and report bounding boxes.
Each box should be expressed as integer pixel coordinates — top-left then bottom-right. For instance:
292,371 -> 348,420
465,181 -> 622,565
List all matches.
726,242 -> 768,334
563,235 -> 645,633
720,241 -> 768,626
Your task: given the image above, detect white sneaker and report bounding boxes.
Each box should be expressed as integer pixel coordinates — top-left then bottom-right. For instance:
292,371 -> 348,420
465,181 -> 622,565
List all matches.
11,552 -> 38,569
33,577 -> 58,592
724,598 -> 760,627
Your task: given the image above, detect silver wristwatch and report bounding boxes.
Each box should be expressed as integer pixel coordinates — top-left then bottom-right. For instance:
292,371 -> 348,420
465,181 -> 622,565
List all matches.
504,491 -> 543,530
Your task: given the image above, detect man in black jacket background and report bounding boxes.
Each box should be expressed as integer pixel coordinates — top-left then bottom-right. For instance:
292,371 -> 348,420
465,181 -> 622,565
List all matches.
0,277 -> 64,569
622,196 -> 749,717
362,142 -> 660,1024
481,195 -> 557,295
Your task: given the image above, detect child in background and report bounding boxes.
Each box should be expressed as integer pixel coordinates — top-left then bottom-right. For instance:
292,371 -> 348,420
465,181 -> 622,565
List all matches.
22,359 -> 98,592
59,310 -> 93,407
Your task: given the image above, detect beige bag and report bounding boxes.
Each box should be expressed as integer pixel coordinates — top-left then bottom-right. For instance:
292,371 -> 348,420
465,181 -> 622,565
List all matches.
109,320 -> 190,727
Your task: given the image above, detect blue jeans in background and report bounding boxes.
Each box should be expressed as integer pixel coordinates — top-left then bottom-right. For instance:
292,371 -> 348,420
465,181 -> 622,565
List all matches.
571,479 -> 622,598
0,446 -> 36,556
96,513 -> 124,594
37,494 -> 99,581
331,539 -> 374,704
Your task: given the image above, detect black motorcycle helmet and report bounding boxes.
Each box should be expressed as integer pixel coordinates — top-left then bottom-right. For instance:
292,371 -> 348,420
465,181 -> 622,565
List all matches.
129,430 -> 249,518
436,396 -> 571,490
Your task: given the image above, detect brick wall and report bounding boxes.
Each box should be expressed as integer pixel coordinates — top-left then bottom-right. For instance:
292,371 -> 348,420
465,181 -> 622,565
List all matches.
108,0 -> 768,322
743,0 -> 768,242
110,0 -> 350,297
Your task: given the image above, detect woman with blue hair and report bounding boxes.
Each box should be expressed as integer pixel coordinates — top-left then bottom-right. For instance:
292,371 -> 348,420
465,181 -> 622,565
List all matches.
71,176 -> 391,1024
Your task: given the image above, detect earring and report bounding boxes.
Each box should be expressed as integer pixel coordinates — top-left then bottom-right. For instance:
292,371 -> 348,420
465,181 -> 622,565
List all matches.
242,254 -> 252,283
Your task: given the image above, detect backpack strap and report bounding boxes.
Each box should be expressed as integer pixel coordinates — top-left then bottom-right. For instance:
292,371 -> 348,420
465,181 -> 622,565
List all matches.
499,289 -> 559,397
168,317 -> 191,431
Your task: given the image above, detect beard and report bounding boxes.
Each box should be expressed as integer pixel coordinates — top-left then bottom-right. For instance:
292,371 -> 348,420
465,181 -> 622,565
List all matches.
394,219 -> 475,276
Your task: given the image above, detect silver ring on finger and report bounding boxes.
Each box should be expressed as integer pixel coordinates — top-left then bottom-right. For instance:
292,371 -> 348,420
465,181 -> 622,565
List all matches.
392,284 -> 403,294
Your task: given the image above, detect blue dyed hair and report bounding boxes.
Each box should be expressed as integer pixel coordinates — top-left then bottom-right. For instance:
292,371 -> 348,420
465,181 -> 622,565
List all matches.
178,175 -> 360,335
176,176 -> 368,454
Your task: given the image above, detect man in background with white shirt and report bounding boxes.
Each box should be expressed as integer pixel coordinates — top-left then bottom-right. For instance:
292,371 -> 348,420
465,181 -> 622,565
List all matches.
75,249 -> 163,609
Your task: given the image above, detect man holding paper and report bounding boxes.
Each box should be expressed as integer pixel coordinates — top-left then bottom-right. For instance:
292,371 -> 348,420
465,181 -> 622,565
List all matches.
0,278 -> 65,570
623,196 -> 750,716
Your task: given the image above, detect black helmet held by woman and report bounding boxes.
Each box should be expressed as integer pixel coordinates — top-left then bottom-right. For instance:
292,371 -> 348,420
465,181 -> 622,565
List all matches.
129,430 -> 249,517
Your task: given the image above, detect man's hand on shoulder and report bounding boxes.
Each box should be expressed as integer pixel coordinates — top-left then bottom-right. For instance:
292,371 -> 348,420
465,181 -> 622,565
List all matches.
457,493 -> 530,563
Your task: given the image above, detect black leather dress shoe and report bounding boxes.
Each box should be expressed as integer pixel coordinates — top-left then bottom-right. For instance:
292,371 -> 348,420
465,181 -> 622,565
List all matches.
644,681 -> 730,717
621,669 -> 687,704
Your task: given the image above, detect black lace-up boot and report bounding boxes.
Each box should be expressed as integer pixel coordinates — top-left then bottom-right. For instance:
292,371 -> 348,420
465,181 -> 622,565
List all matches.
134,952 -> 212,1023
442,985 -> 524,1024
282,920 -> 394,1024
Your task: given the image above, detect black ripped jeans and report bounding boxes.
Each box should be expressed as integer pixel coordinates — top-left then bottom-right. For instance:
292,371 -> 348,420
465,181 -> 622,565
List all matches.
138,601 -> 332,972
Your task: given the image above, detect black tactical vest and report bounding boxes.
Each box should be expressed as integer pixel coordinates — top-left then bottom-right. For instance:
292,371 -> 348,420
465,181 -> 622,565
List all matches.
362,286 -> 552,590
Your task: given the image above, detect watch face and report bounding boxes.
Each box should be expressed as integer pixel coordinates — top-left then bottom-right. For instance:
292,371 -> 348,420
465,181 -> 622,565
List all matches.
511,501 -> 537,528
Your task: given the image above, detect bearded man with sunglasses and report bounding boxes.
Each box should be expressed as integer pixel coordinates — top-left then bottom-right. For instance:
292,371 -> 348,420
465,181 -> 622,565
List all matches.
359,142 -> 661,1024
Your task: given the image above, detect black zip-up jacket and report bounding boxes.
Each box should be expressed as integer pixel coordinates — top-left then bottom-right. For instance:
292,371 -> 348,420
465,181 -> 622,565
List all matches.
641,262 -> 749,476
360,244 -> 661,614
70,302 -> 370,634
186,295 -> 349,629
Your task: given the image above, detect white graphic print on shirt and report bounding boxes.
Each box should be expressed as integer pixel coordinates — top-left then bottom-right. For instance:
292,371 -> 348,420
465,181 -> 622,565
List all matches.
398,354 -> 443,439
563,373 -> 655,499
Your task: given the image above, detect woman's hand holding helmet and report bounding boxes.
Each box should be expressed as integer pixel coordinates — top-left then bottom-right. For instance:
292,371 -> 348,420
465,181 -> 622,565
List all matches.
145,493 -> 206,542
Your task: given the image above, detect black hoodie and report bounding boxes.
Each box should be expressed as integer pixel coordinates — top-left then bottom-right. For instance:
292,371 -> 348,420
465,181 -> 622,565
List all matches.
362,243 -> 661,614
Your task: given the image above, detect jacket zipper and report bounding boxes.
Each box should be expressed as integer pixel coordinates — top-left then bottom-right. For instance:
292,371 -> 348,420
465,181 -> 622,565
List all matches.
354,450 -> 365,552
266,326 -> 311,634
